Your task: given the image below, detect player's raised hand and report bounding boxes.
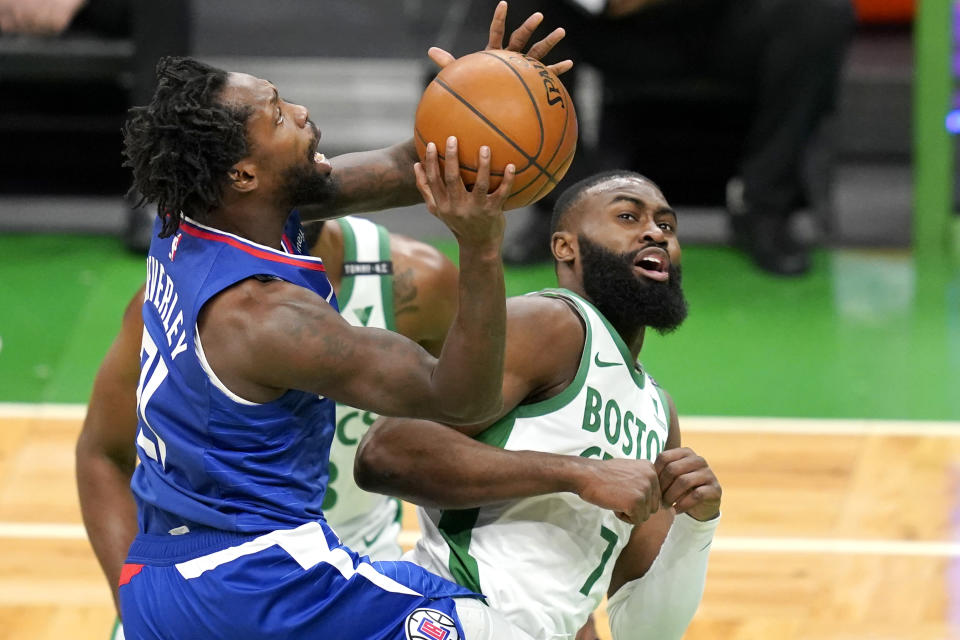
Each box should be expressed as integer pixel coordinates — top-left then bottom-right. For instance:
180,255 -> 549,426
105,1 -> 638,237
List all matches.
428,1 -> 573,76
655,447 -> 722,522
575,458 -> 661,525
414,137 -> 513,250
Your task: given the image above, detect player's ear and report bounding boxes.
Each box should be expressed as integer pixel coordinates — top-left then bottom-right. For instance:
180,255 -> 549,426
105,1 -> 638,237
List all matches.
227,160 -> 258,194
552,230 -> 576,264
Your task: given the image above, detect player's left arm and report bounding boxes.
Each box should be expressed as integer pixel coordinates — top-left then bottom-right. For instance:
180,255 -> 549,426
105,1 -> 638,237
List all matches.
75,288 -> 144,614
390,234 -> 459,356
296,142 -> 423,221
604,390 -> 722,640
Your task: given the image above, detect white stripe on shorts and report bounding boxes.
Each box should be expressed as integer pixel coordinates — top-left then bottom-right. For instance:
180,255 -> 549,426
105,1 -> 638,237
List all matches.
174,522 -> 422,596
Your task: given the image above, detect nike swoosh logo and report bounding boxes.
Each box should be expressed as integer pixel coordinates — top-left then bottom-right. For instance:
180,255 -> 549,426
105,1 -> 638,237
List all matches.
594,353 -> 622,368
362,527 -> 385,548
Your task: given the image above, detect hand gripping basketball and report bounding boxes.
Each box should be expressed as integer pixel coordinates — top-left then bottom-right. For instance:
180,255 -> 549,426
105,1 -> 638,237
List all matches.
415,49 -> 578,211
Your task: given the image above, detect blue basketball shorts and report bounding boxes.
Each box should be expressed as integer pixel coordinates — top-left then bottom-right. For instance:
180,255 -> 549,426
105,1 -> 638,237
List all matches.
119,521 -> 480,640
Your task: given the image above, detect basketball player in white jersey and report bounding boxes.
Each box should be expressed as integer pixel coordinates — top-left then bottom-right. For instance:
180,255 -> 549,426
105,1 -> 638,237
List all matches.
357,170 -> 722,640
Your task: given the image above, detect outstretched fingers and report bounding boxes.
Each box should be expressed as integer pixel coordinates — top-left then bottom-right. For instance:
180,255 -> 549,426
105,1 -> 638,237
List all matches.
505,11 -> 544,52
427,46 -> 456,69
486,1 -> 510,50
432,2 -> 573,75
525,27 -> 573,75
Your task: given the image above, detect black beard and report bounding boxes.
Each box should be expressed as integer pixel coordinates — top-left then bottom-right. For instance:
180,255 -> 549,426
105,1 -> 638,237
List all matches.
578,234 -> 688,338
277,161 -> 337,211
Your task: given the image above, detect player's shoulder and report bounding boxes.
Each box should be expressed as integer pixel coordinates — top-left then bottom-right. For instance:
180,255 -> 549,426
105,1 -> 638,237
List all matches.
388,232 -> 457,282
502,294 -> 587,398
387,232 -> 459,314
506,293 -> 586,350
204,275 -> 336,332
509,290 -> 585,321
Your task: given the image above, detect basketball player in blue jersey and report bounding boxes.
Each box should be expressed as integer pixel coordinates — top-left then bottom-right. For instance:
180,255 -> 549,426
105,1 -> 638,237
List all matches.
98,4 -> 581,637
77,216 -> 459,639
357,171 -> 723,640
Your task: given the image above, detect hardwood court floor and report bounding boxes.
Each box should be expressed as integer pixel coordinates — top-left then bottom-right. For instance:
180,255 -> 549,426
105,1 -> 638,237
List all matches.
0,408 -> 957,640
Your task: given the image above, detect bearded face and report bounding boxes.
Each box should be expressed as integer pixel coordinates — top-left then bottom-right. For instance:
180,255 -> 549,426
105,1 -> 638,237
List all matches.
578,234 -> 688,337
276,158 -> 336,212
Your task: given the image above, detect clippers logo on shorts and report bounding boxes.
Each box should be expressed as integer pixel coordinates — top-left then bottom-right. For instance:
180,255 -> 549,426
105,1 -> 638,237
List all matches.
405,608 -> 458,640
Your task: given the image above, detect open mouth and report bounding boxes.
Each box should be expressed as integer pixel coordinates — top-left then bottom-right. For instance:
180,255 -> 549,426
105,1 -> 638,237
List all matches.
310,135 -> 324,164
311,142 -> 331,172
308,121 -> 327,166
633,248 -> 670,282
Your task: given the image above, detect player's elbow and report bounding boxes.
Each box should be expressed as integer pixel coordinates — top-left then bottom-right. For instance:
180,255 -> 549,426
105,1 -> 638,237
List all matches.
434,394 -> 502,426
353,422 -> 398,494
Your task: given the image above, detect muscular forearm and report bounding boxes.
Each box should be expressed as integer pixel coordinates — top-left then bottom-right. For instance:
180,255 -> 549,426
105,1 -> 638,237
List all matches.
302,140 -> 421,220
430,243 -> 505,423
76,453 -> 137,614
356,417 -> 587,509
607,513 -> 719,640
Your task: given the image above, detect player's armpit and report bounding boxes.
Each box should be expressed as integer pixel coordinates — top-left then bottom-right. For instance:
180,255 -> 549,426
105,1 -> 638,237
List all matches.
662,388 -> 681,450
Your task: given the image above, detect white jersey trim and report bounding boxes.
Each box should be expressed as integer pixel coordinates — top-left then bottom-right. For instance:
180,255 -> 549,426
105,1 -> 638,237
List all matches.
181,215 -> 327,266
193,326 -> 259,406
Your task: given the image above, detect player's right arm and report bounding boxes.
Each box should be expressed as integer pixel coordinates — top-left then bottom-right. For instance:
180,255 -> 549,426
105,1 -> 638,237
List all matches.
201,140 -> 510,425
75,286 -> 144,614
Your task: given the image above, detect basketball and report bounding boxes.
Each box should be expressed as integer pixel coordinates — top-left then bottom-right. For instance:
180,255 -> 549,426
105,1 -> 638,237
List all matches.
414,49 -> 578,210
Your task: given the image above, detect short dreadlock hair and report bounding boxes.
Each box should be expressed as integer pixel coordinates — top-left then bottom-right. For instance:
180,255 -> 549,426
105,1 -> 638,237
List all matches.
123,56 -> 253,238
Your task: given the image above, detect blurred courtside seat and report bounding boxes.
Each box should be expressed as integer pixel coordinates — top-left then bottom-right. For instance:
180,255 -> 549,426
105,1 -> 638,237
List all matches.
0,0 -> 189,250
574,0 -> 913,241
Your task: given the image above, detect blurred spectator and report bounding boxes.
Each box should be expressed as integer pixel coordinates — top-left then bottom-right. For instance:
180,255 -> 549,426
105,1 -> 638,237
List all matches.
500,0 -> 854,275
0,0 -> 128,37
0,0 -> 188,252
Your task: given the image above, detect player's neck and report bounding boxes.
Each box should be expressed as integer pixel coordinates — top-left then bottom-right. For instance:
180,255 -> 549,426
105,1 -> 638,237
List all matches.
208,201 -> 288,250
560,279 -> 646,359
608,318 -> 645,360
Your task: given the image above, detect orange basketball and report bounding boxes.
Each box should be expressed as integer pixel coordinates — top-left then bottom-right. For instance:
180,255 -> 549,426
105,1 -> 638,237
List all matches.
414,49 -> 578,210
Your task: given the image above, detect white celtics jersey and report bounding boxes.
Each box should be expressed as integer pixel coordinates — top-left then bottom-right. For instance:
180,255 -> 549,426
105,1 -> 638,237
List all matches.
408,289 -> 672,639
322,216 -> 402,560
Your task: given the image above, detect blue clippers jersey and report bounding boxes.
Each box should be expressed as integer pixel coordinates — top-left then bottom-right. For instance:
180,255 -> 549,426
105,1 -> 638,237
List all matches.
130,212 -> 340,535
